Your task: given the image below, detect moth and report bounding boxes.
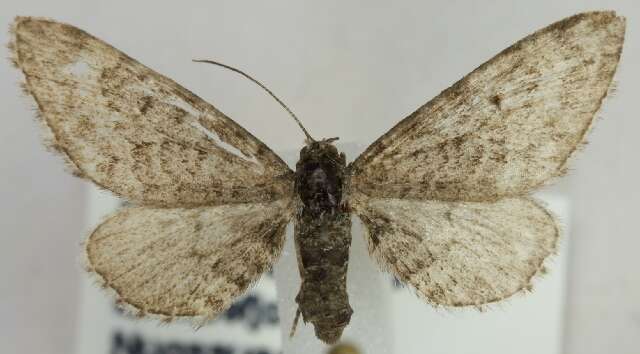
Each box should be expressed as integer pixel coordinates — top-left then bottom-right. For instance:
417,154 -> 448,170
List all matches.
10,11 -> 625,344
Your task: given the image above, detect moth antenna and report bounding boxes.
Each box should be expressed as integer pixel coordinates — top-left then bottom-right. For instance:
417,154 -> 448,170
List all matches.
193,59 -> 316,142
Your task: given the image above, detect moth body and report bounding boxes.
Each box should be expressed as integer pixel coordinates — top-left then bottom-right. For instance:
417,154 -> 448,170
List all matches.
294,141 -> 353,343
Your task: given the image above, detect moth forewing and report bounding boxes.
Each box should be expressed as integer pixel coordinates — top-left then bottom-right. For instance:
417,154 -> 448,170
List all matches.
349,11 -> 625,203
10,16 -> 294,208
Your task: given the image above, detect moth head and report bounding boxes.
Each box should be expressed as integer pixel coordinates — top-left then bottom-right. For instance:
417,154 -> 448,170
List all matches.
299,138 -> 344,166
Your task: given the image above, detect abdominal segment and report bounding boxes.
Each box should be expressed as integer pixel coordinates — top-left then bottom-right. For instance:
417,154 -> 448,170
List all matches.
294,210 -> 353,344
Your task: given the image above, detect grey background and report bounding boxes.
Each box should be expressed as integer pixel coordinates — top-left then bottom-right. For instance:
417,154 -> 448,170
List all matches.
1,1 -> 638,353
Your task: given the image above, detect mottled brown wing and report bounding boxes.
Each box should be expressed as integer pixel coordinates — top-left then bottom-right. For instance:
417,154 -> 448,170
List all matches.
349,12 -> 625,202
10,17 -> 293,207
85,199 -> 292,321
351,195 -> 557,306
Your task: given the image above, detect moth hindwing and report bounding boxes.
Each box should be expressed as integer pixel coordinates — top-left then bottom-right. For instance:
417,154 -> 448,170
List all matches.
11,11 -> 624,343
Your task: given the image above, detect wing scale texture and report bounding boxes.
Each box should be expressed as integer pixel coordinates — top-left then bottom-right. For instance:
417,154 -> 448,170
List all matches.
85,200 -> 292,320
352,196 -> 558,306
350,12 -> 625,202
11,17 -> 293,207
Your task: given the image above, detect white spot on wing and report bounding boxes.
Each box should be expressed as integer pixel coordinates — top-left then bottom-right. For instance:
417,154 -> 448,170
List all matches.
190,121 -> 259,165
140,81 -> 261,166
63,61 -> 94,97
167,96 -> 201,118
64,61 -> 90,77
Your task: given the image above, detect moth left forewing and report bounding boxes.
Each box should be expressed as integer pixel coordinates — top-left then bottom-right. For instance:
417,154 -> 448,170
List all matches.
351,195 -> 558,307
84,199 -> 293,323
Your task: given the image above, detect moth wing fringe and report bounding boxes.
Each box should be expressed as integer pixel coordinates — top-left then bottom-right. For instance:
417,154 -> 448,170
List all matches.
10,21 -> 86,178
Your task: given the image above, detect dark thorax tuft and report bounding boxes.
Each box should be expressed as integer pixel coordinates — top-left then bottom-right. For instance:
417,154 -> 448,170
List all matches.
295,141 -> 346,217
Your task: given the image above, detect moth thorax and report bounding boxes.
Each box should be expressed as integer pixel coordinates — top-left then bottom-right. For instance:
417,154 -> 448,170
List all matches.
295,141 -> 346,217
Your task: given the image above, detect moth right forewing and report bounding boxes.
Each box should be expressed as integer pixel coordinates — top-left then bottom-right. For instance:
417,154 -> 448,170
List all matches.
11,17 -> 293,207
352,195 -> 558,307
349,11 -> 625,202
85,199 -> 294,322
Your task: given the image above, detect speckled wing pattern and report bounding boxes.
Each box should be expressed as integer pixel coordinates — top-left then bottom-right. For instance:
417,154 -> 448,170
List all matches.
350,12 -> 624,202
86,200 -> 292,320
10,17 -> 295,321
10,17 -> 293,208
349,12 -> 624,306
352,196 -> 557,306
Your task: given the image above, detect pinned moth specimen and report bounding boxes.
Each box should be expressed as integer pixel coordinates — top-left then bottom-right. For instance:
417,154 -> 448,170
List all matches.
10,11 -> 625,344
